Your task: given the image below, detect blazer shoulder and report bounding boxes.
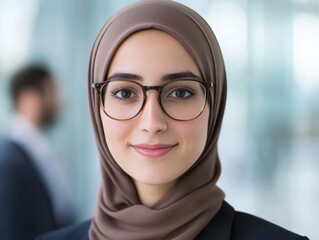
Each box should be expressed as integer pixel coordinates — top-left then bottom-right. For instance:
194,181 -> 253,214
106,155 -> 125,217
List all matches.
0,140 -> 31,168
231,211 -> 309,240
37,220 -> 91,240
0,140 -> 40,189
0,141 -> 32,184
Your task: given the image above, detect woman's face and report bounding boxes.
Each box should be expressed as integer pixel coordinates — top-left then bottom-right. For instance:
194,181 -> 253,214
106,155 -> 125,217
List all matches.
101,30 -> 210,188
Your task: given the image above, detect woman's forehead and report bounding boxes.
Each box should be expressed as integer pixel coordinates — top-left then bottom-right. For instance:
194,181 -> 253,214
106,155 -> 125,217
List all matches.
106,29 -> 200,81
112,29 -> 184,56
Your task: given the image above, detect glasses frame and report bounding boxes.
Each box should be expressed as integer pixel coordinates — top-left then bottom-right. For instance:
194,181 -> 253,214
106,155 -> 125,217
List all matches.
92,79 -> 213,121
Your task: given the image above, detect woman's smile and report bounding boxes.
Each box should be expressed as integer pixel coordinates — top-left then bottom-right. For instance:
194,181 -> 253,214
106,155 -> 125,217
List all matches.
131,143 -> 178,158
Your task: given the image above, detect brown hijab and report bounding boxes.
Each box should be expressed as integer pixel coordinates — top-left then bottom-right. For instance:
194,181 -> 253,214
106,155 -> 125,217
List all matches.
88,1 -> 227,239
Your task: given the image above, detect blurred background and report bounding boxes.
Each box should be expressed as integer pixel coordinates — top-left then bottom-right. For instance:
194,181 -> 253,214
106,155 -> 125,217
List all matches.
0,0 -> 318,238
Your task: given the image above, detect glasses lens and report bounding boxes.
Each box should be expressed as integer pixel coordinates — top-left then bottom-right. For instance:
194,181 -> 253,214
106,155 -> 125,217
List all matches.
161,81 -> 207,120
101,81 -> 144,120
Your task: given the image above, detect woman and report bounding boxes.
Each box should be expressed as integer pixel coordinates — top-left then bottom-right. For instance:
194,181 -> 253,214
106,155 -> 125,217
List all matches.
38,1 -> 309,239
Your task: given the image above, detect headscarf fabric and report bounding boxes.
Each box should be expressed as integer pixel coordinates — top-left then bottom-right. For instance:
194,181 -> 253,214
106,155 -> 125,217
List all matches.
88,1 -> 227,239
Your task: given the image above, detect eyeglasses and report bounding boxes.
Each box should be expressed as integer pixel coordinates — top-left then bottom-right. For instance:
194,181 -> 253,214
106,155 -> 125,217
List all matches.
92,79 -> 213,121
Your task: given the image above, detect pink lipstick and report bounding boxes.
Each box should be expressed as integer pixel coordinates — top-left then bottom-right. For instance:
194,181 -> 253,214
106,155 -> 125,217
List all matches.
132,144 -> 176,158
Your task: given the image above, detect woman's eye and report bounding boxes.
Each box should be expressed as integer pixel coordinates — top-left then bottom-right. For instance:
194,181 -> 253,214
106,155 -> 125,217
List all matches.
169,88 -> 194,98
113,89 -> 137,99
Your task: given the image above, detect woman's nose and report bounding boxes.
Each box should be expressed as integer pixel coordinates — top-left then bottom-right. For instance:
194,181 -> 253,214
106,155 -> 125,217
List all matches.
138,91 -> 168,135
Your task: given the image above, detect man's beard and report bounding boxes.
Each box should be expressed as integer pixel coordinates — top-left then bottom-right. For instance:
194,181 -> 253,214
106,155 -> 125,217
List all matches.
40,108 -> 59,129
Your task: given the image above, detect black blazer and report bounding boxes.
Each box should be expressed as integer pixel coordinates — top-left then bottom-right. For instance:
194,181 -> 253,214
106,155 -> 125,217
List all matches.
37,201 -> 309,240
0,140 -> 58,240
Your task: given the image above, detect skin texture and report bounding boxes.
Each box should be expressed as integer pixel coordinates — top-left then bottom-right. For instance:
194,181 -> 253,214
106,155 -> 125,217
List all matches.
100,30 -> 210,207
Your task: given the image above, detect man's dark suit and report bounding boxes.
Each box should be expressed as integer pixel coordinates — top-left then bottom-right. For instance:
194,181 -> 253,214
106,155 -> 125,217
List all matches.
0,140 -> 57,240
37,201 -> 309,240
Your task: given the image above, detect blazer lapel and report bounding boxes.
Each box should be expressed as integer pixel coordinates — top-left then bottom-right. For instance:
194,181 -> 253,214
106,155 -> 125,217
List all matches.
195,201 -> 235,240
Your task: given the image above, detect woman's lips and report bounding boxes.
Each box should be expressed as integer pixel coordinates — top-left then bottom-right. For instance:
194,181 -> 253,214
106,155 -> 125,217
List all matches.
132,144 -> 177,158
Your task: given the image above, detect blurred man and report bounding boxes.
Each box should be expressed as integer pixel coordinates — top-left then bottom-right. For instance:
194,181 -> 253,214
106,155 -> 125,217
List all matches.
0,65 -> 75,240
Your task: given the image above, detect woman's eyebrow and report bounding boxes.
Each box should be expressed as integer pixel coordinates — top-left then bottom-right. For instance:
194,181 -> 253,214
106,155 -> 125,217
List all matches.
106,71 -> 201,82
106,73 -> 143,81
161,71 -> 201,81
